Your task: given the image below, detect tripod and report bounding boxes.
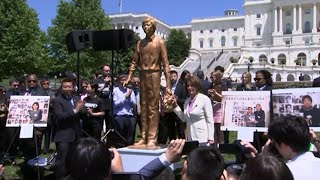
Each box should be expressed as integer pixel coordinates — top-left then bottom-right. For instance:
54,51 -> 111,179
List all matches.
101,50 -> 129,147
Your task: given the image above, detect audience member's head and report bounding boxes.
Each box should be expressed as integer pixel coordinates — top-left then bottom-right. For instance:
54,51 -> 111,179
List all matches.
60,78 -> 75,96
182,147 -> 225,180
210,71 -> 222,85
255,70 -> 272,88
87,81 -> 99,94
131,76 -> 140,89
214,66 -> 225,74
27,74 -> 38,88
170,70 -> 178,83
9,79 -> 19,90
239,154 -> 294,180
117,74 -> 128,88
241,72 -> 252,85
268,115 -> 310,160
180,70 -> 191,83
66,137 -> 112,180
40,78 -> 50,90
196,70 -> 205,80
185,75 -> 201,97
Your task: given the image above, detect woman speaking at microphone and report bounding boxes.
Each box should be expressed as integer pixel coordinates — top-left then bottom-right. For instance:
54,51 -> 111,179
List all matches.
172,75 -> 214,144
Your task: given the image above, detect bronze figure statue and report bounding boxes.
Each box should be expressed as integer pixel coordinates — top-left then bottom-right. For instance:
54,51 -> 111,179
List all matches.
124,17 -> 171,148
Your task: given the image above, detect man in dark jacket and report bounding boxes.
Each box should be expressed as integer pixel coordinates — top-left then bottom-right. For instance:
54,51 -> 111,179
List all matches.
52,78 -> 84,179
196,70 -> 211,96
254,104 -> 265,127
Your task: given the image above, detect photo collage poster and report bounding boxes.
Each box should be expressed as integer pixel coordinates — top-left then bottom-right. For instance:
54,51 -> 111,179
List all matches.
273,87 -> 320,128
221,91 -> 271,130
6,96 -> 50,127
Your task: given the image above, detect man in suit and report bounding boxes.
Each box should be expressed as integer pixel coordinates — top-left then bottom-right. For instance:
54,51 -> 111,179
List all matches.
52,78 -> 84,179
139,139 -> 226,180
254,104 -> 265,127
312,71 -> 320,87
254,70 -> 272,151
196,70 -> 211,96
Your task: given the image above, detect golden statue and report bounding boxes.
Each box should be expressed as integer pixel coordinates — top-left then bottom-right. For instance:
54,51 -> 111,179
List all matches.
124,17 -> 171,148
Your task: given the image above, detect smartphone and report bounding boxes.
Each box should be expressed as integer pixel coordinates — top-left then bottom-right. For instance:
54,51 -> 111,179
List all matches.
112,172 -> 142,180
182,141 -> 199,155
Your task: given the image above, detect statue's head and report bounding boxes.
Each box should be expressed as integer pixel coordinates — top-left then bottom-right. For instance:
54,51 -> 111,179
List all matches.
142,17 -> 157,31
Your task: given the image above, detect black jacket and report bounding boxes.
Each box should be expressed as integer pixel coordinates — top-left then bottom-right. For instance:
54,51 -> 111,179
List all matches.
313,77 -> 320,87
174,80 -> 188,110
52,93 -> 81,143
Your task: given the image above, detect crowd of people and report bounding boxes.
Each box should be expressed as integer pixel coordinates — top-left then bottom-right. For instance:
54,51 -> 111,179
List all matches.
0,15 -> 320,179
0,64 -> 319,179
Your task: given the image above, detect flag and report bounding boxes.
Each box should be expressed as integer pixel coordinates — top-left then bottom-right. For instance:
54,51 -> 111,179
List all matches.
118,0 -> 122,13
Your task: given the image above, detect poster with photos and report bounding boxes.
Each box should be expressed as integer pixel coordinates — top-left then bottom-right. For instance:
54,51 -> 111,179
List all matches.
6,96 -> 50,127
221,91 -> 271,130
272,88 -> 320,128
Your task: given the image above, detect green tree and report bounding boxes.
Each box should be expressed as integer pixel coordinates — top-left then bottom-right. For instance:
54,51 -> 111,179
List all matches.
166,29 -> 190,66
0,0 -> 51,78
48,0 -> 112,78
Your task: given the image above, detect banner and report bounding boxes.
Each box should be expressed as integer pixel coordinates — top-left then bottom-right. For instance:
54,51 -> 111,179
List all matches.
6,96 -> 50,127
221,91 -> 271,130
272,88 -> 320,127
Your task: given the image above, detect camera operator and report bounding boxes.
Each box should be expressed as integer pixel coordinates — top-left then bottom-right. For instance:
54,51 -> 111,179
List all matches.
95,64 -> 113,130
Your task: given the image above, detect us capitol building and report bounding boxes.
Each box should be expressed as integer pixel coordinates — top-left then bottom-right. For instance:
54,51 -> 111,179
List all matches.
109,0 -> 320,82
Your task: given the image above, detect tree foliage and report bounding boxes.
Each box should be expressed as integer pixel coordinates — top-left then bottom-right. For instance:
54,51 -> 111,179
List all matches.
166,29 -> 190,66
48,0 -> 112,79
0,0 -> 52,78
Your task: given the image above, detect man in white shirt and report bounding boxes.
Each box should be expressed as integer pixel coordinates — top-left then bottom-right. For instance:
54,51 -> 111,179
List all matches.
268,115 -> 320,180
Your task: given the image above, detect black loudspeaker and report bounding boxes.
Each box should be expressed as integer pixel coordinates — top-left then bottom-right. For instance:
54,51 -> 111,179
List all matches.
93,29 -> 134,51
66,30 -> 93,53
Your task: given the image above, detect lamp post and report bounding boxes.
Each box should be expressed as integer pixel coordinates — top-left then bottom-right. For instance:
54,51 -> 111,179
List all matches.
247,62 -> 251,72
199,54 -> 202,70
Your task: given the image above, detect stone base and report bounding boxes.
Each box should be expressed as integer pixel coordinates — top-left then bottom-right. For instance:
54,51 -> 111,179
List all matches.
118,147 -> 182,180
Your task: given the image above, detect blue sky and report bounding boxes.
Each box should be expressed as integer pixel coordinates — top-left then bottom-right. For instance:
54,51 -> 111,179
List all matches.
27,0 -> 244,30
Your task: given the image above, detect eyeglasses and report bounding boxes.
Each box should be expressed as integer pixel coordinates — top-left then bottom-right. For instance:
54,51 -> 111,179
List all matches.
28,80 -> 37,83
254,78 -> 262,81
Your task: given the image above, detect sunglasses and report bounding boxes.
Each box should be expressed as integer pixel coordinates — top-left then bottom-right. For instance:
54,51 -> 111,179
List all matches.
254,78 -> 262,81
42,83 -> 49,85
28,80 -> 37,83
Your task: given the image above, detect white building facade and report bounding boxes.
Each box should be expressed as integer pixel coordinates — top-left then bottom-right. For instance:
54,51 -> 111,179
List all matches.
109,0 -> 320,82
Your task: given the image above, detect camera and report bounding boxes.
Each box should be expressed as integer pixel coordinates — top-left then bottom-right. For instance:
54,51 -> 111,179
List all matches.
182,141 -> 200,155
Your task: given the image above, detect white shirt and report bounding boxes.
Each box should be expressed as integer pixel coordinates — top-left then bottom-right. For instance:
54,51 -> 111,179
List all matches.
286,151 -> 320,180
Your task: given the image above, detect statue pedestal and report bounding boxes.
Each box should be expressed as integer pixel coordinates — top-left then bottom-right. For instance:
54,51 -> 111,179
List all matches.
118,147 -> 182,180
